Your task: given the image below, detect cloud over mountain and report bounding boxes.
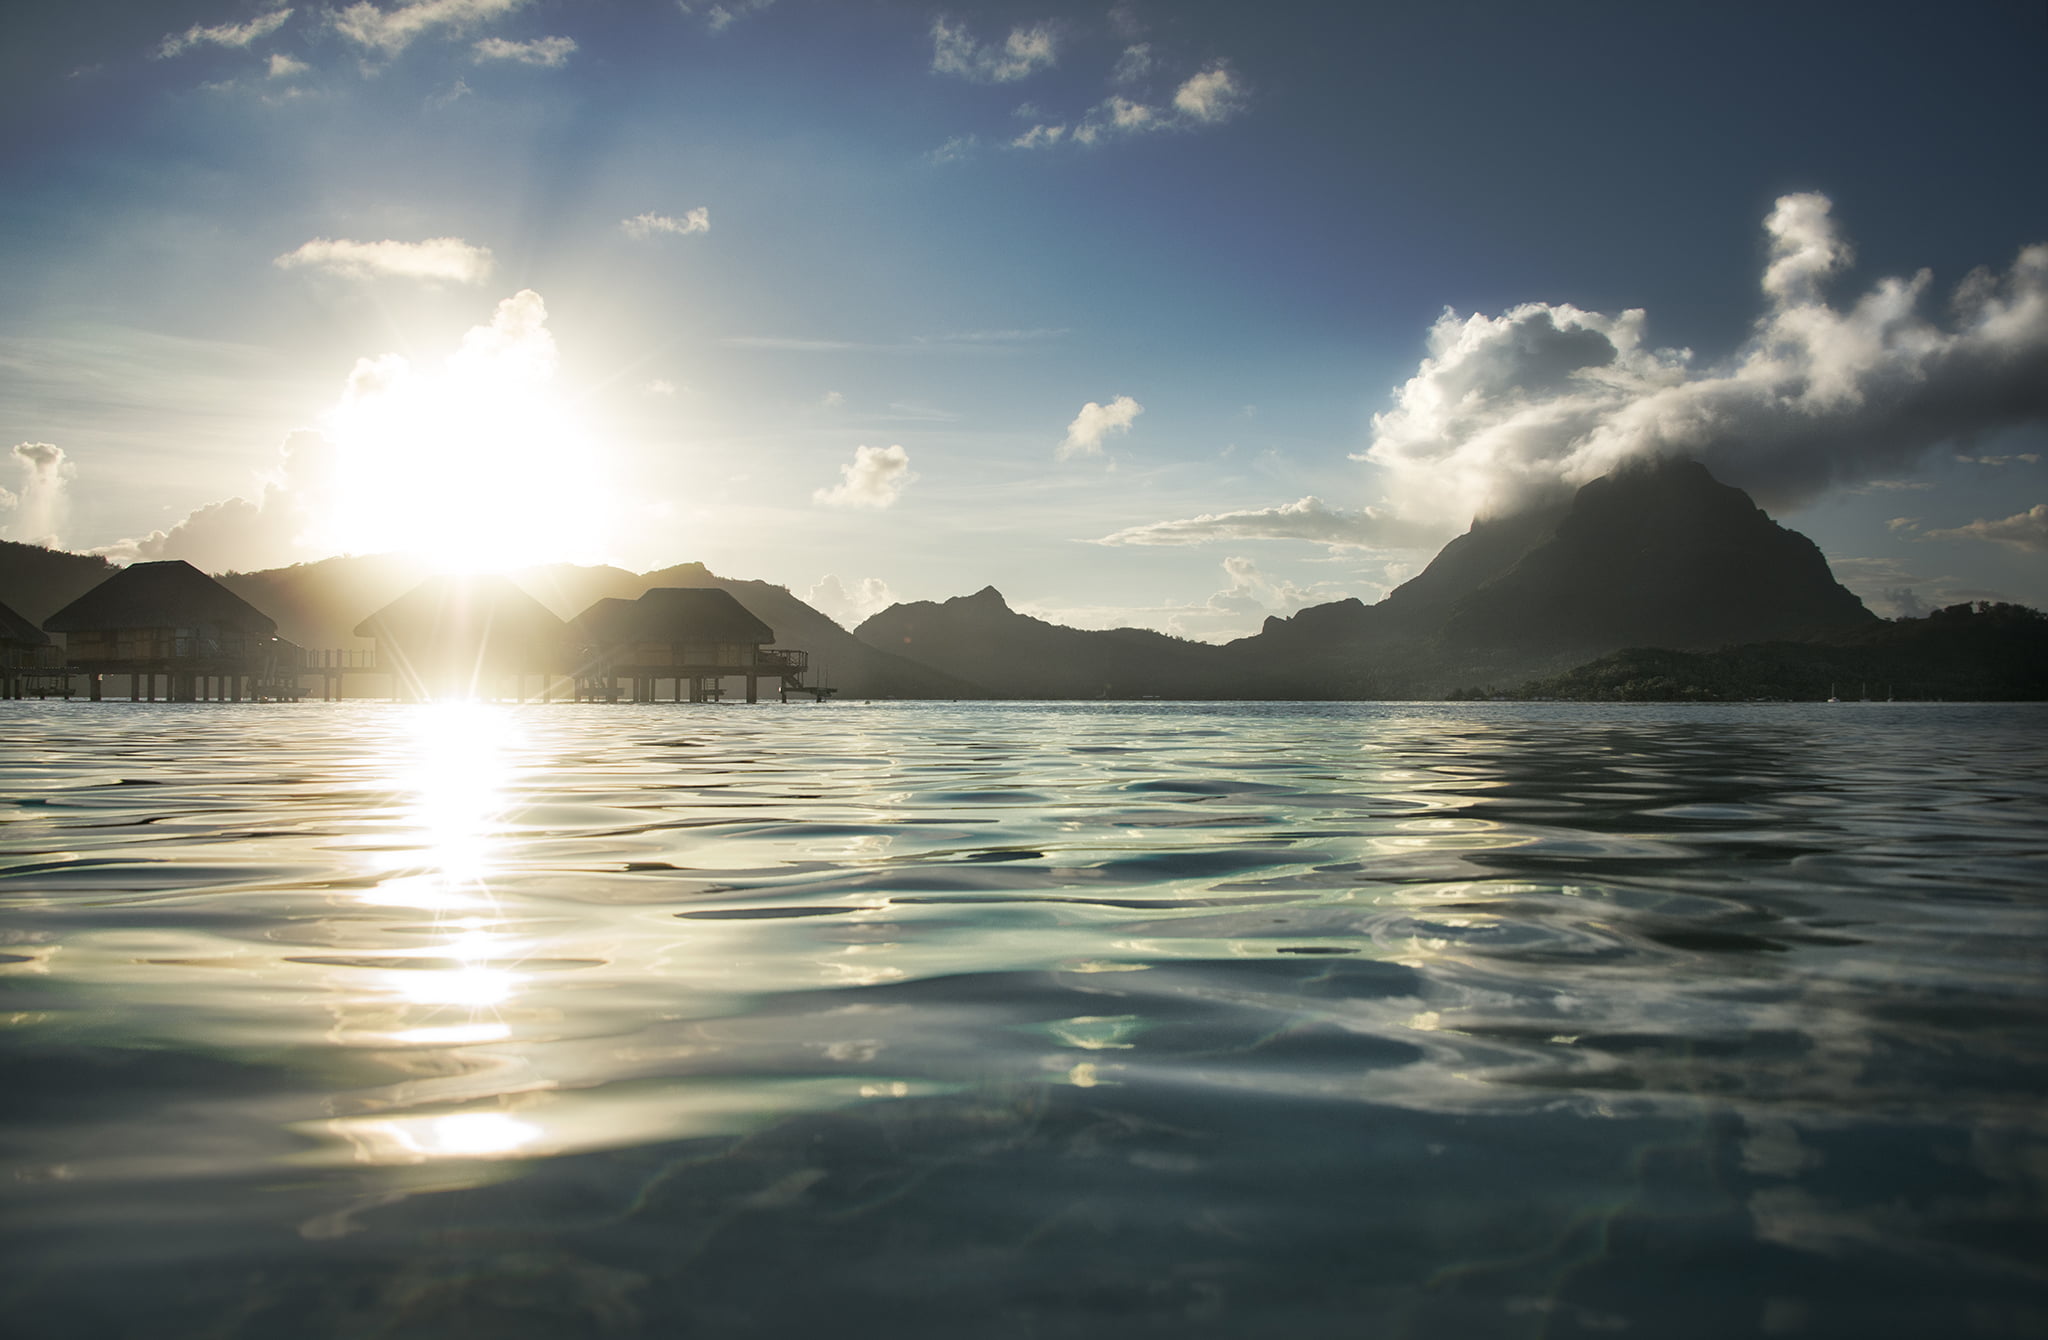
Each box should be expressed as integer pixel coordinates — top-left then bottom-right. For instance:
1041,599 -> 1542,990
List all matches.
1358,194 -> 2048,528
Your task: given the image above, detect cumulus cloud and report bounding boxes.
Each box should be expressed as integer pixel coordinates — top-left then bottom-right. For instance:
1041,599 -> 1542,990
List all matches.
100,429 -> 336,572
4,443 -> 74,546
268,52 -> 308,78
621,208 -> 710,240
1171,65 -> 1247,124
1094,495 -> 1438,550
1012,60 -> 1248,150
473,35 -> 575,66
104,289 -> 612,574
1925,504 -> 2048,552
806,574 -> 896,628
931,17 -> 1056,83
1058,395 -> 1142,459
334,0 -> 528,57
157,9 -> 293,58
814,444 -> 915,508
1356,193 -> 2048,529
274,236 -> 494,284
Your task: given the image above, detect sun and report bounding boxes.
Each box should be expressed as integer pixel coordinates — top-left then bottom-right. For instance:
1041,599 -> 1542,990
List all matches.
309,291 -> 620,573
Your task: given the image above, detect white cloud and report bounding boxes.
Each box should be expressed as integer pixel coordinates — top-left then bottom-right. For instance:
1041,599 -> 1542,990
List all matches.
4,443 -> 73,547
1926,504 -> 2048,553
805,574 -> 896,628
646,379 -> 678,396
99,291 -> 615,573
157,9 -> 293,58
681,0 -> 775,32
930,17 -> 1056,83
1355,193 -> 2048,530
473,35 -> 575,66
1009,57 -> 1248,151
1058,394 -> 1142,459
820,390 -> 844,408
814,444 -> 915,508
1171,65 -> 1247,124
621,208 -> 710,240
334,0 -> 528,57
1095,496 -> 1439,551
267,52 -> 308,78
274,236 -> 495,284
99,429 -> 335,572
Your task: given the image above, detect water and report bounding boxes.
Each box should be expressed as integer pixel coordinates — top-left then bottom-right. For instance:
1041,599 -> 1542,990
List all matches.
2,700 -> 2044,1338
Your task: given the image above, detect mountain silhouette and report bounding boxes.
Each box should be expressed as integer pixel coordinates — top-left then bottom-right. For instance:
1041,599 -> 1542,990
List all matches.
862,458 -> 1879,697
855,586 -> 1230,698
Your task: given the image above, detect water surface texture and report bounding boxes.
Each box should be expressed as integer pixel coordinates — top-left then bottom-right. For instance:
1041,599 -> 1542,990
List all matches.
3,701 -> 2045,1338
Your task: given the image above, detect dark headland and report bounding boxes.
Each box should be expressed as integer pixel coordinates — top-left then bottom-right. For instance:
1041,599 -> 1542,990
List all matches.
3,457 -> 2042,701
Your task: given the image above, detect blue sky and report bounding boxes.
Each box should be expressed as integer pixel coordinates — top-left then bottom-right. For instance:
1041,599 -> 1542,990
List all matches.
4,0 -> 2045,636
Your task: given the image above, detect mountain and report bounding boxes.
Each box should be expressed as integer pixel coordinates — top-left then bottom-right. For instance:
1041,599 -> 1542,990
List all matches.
0,540 -> 117,625
1237,456 -> 1878,693
862,458 -> 1881,698
855,586 -> 1241,698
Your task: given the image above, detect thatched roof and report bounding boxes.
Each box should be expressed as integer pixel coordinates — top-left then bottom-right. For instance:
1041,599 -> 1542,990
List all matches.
571,597 -> 641,645
43,560 -> 277,636
354,575 -> 569,646
0,597 -> 49,646
573,587 -> 774,646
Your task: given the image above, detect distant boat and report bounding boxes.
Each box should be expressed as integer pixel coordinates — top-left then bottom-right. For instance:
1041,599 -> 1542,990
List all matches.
1827,684 -> 1840,703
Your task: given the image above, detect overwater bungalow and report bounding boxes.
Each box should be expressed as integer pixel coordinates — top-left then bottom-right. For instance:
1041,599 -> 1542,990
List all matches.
355,575 -> 569,701
572,587 -> 823,702
41,560 -> 303,701
0,597 -> 65,699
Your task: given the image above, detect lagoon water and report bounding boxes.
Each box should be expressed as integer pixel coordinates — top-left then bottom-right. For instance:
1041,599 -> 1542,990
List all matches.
2,699 -> 2045,1337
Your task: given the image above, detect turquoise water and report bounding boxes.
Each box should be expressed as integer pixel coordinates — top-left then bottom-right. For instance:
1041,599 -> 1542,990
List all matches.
2,700 -> 2045,1337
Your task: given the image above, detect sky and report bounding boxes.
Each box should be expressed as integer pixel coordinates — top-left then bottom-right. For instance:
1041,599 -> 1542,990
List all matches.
4,0 -> 2046,639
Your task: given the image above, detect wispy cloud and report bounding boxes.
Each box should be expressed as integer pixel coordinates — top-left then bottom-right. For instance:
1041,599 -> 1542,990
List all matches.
273,236 -> 495,284
1058,395 -> 1141,460
334,0 -> 529,57
679,0 -> 775,32
646,379 -> 678,397
621,208 -> 710,240
1094,496 -> 1435,550
267,52 -> 309,79
927,133 -> 979,164
1926,504 -> 2048,552
474,35 -> 576,66
157,9 -> 293,59
815,444 -> 915,508
1355,193 -> 2048,529
931,17 -> 1056,83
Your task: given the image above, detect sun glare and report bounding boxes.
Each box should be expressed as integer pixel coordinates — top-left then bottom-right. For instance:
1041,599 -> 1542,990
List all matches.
311,291 -> 619,573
